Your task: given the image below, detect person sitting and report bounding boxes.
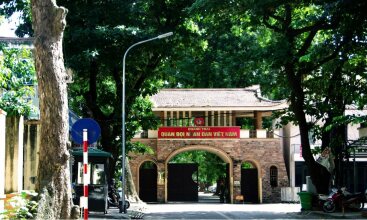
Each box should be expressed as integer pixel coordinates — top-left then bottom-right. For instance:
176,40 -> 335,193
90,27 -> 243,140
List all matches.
108,179 -> 119,206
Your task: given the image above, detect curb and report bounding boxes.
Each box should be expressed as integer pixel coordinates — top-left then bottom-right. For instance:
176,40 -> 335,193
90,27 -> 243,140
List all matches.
310,210 -> 366,219
127,202 -> 147,219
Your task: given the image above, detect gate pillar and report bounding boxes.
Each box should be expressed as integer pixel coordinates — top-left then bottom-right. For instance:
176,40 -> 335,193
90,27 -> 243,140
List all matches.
156,161 -> 165,203
233,161 -> 242,202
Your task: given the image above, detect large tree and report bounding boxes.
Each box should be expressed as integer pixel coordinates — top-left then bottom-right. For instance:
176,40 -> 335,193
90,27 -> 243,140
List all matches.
4,0 -> 367,197
58,0 -> 197,184
1,0 -> 197,196
246,0 -> 367,193
31,0 -> 72,218
183,0 -> 367,193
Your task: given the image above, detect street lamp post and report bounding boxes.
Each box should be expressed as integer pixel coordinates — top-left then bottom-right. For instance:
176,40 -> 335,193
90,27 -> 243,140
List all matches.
120,32 -> 173,213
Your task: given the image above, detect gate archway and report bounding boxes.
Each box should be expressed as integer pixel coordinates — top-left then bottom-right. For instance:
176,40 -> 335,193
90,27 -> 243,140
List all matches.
241,161 -> 260,203
165,145 -> 233,203
139,160 -> 157,202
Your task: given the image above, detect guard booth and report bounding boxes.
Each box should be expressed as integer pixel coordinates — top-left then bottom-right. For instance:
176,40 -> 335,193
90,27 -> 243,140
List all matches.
71,147 -> 112,214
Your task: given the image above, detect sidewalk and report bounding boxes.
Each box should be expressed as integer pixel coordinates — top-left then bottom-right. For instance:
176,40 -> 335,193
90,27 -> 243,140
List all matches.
301,209 -> 367,219
88,202 -> 147,219
127,202 -> 147,219
126,202 -> 367,219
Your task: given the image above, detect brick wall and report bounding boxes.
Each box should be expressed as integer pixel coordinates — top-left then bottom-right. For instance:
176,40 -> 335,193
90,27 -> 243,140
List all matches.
130,137 -> 288,203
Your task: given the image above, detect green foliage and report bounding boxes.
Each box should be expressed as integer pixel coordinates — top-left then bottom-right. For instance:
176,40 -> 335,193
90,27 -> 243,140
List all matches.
0,0 -> 33,37
3,0 -> 367,192
241,162 -> 254,169
128,96 -> 160,136
126,141 -> 154,155
0,190 -> 38,219
236,118 -> 254,130
311,146 -> 322,156
0,47 -> 36,116
175,0 -> 367,192
140,161 -> 155,169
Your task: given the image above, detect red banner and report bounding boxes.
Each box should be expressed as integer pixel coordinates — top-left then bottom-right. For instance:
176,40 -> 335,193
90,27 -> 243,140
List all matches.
158,127 -> 240,139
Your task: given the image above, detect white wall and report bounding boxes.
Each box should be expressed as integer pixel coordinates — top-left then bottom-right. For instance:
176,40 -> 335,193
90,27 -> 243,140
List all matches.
23,122 -> 41,190
5,116 -> 24,193
0,109 -> 7,211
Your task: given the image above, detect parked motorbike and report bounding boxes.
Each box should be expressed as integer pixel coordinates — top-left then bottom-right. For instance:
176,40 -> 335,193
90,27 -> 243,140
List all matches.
322,188 -> 341,213
323,187 -> 365,213
317,193 -> 330,209
107,183 -> 130,210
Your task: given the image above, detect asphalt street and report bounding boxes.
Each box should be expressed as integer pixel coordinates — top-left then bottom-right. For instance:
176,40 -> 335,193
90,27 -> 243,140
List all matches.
88,193 -> 366,219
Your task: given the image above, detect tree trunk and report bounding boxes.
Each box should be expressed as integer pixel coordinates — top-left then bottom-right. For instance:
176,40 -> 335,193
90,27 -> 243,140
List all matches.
125,157 -> 141,202
31,0 -> 72,219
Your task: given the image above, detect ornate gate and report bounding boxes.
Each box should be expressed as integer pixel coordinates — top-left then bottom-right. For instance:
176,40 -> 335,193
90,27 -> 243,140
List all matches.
168,163 -> 198,201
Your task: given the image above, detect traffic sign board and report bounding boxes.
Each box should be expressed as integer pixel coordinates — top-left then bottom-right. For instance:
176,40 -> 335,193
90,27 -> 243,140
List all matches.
71,118 -> 101,144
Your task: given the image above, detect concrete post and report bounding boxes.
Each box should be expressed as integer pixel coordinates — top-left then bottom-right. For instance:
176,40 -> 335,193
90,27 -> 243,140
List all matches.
23,121 -> 41,190
5,116 -> 24,193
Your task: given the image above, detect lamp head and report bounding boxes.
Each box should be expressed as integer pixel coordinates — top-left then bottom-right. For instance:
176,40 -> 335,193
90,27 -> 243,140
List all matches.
157,32 -> 173,39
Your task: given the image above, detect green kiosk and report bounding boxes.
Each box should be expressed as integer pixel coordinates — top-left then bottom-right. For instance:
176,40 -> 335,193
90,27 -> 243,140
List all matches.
71,147 -> 112,214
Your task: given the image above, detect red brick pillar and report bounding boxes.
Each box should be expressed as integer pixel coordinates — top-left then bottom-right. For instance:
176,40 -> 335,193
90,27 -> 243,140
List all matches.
156,162 -> 165,203
233,162 -> 242,202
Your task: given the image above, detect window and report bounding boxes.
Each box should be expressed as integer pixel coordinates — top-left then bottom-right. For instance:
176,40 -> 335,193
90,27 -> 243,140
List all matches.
77,162 -> 106,185
270,166 -> 278,187
92,164 -> 106,184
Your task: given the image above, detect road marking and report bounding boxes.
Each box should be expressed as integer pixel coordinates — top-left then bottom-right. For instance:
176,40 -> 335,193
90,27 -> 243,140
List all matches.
215,211 -> 231,219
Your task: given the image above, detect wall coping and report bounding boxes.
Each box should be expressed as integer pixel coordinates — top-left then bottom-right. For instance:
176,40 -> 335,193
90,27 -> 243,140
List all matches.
24,120 -> 41,125
0,108 -> 7,116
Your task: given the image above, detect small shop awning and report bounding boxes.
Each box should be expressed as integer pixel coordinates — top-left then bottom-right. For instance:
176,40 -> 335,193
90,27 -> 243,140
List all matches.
71,147 -> 112,158
346,137 -> 367,159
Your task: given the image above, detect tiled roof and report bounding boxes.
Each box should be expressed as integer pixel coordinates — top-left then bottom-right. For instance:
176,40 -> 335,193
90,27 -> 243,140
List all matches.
150,85 -> 287,109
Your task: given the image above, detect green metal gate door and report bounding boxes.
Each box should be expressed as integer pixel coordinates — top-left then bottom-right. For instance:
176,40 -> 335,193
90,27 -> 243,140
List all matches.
168,163 -> 198,202
241,168 -> 259,203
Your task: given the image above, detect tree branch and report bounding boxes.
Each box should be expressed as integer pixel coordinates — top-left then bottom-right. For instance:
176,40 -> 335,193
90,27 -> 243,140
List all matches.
305,39 -> 348,73
84,60 -> 110,120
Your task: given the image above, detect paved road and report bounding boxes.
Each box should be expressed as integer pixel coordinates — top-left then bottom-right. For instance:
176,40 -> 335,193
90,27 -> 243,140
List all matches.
89,193 -> 364,219
89,203 -> 364,219
143,203 -> 305,219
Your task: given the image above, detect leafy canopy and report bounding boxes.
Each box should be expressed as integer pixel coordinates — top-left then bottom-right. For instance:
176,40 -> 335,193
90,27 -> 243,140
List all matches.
0,46 -> 36,116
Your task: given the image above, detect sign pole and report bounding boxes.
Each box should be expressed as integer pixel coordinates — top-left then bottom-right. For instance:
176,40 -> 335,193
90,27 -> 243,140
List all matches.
71,118 -> 100,218
83,129 -> 88,220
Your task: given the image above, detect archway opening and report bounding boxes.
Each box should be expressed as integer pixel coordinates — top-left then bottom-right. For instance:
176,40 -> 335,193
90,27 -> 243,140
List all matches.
139,161 -> 157,202
241,161 -> 259,203
168,150 -> 229,203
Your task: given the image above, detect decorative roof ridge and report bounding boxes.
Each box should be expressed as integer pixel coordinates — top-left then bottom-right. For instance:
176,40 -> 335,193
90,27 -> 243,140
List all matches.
151,85 -> 288,107
346,104 -> 367,110
159,85 -> 260,92
255,90 -> 285,104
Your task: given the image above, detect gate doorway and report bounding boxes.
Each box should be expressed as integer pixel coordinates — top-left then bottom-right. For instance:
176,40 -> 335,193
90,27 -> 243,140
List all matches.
241,161 -> 259,203
168,163 -> 198,201
139,161 -> 157,202
165,146 -> 234,203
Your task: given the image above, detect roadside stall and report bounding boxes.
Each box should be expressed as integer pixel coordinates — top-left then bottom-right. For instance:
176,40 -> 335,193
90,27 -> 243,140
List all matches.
71,147 -> 112,214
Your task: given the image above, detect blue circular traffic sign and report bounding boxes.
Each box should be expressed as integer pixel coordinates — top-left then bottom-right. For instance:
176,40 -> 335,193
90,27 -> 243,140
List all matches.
71,118 -> 101,144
